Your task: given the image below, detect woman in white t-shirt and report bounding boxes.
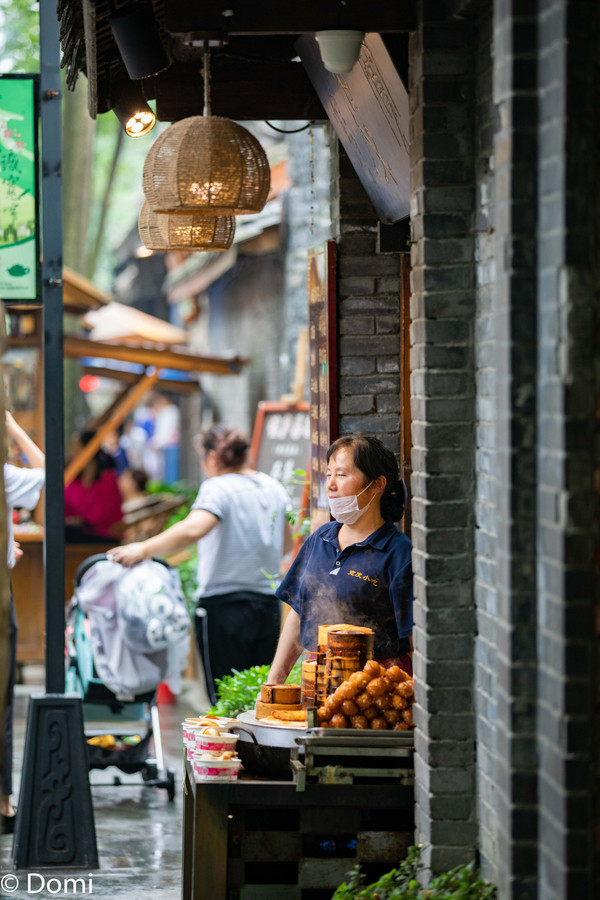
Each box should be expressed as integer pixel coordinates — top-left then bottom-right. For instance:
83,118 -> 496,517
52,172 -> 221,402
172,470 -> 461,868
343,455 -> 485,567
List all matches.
2,412 -> 45,834
108,425 -> 292,699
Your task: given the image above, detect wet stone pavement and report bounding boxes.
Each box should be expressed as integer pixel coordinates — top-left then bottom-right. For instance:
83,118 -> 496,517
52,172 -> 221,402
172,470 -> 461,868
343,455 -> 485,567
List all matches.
0,673 -> 210,900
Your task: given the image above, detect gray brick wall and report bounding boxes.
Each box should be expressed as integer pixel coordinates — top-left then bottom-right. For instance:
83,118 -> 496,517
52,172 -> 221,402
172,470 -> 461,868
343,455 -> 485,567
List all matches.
335,146 -> 403,453
536,3 -> 600,898
491,3 -> 540,897
472,9 -> 499,882
409,0 -> 478,872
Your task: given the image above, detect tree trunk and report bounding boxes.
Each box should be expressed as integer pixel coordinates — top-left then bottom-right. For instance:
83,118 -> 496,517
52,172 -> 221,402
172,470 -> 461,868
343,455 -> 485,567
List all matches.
62,76 -> 96,272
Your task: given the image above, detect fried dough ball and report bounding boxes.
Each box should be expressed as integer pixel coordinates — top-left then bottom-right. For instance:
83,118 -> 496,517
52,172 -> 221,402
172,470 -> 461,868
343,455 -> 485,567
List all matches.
370,716 -> 388,730
385,665 -> 409,683
391,693 -> 408,711
396,679 -> 414,699
363,705 -> 378,720
356,691 -> 372,710
364,659 -> 383,679
341,699 -> 359,717
330,712 -> 348,729
401,707 -> 413,727
366,677 -> 387,697
326,692 -> 343,714
316,705 -> 330,723
394,721 -> 410,731
350,671 -> 371,692
383,707 -> 400,725
374,692 -> 391,710
336,681 -> 358,701
350,714 -> 369,729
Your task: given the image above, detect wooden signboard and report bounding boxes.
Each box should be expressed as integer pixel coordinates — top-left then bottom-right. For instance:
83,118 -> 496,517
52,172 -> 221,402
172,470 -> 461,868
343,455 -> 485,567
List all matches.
249,401 -> 310,509
308,241 -> 337,531
297,33 -> 410,224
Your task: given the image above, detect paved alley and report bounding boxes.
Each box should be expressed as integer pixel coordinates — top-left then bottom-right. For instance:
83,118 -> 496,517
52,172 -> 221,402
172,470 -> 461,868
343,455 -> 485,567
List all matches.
0,672 -> 210,899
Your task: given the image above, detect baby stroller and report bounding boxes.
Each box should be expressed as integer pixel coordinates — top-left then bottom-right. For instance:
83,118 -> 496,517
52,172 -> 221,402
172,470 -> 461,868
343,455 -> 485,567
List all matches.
66,553 -> 191,802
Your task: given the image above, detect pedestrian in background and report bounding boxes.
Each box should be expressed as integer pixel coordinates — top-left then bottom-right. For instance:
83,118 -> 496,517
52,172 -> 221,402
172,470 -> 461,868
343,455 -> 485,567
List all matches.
64,430 -> 123,542
108,424 -> 292,701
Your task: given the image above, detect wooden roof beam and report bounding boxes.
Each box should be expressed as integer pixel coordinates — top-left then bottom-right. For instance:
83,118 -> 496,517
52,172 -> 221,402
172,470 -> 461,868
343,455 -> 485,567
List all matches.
63,336 -> 248,375
165,2 -> 417,36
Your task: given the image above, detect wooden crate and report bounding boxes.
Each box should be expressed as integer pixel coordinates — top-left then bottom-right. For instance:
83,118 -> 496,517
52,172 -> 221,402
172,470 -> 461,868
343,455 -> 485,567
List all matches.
182,759 -> 414,900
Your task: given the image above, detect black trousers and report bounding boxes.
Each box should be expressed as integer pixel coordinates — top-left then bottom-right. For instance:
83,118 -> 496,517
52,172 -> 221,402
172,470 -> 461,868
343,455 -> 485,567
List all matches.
195,591 -> 280,699
2,596 -> 17,796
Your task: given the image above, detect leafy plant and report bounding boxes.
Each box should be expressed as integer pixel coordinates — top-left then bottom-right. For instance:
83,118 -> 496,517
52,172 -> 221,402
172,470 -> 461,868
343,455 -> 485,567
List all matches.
332,846 -> 496,900
208,660 -> 303,718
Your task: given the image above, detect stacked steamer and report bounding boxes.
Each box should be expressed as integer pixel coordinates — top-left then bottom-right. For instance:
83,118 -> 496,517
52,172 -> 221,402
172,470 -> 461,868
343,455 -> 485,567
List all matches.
316,660 -> 414,731
304,624 -> 374,708
256,684 -> 306,724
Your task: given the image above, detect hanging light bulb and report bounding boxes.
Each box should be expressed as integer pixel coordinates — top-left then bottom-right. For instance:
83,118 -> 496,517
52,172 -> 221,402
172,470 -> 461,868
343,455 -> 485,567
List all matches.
113,80 -> 156,137
138,201 -> 235,252
142,47 -> 270,215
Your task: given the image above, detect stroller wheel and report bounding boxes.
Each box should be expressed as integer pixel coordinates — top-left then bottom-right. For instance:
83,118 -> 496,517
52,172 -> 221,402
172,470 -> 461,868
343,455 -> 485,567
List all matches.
142,760 -> 158,782
166,768 -> 176,802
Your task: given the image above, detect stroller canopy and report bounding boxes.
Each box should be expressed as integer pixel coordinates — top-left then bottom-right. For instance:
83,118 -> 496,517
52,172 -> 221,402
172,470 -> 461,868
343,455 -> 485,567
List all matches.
72,556 -> 190,700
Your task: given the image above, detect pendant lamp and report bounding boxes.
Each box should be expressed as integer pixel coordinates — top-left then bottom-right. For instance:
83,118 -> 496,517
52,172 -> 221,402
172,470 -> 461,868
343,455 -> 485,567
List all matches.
142,48 -> 270,216
138,201 -> 169,250
138,201 -> 235,252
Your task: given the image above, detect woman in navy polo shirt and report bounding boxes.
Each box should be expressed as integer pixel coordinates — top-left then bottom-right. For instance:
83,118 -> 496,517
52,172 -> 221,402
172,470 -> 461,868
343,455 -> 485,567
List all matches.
267,434 -> 413,684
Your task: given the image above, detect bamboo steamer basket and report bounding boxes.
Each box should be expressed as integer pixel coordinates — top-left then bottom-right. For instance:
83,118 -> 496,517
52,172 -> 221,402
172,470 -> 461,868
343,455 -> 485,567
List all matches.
315,624 -> 375,705
301,659 -> 317,708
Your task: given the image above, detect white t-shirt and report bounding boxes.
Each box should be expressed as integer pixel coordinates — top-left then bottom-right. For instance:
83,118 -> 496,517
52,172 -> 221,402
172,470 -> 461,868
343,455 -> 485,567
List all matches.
4,463 -> 45,568
192,471 -> 290,598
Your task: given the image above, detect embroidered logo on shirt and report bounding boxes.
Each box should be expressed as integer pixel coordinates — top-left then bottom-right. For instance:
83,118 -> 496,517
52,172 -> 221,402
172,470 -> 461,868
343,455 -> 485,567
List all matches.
348,569 -> 379,587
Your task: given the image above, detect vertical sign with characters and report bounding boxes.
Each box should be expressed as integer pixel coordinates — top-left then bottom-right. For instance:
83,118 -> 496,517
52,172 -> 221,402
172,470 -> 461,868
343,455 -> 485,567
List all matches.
308,241 -> 337,531
0,75 -> 39,302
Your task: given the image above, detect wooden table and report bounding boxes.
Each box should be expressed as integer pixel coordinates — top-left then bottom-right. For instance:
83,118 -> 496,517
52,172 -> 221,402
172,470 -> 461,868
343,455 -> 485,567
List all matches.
182,756 -> 414,900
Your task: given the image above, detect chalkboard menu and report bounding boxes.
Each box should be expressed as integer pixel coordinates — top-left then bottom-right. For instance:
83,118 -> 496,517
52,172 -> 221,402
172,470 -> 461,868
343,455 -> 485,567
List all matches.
249,401 -> 310,508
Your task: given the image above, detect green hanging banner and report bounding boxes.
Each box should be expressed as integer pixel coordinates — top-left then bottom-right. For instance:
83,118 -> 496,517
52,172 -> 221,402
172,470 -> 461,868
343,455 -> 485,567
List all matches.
0,75 -> 39,302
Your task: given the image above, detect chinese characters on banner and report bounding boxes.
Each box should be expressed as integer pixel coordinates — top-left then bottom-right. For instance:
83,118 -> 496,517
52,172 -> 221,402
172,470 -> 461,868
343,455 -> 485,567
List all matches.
0,76 -> 38,301
308,241 -> 337,531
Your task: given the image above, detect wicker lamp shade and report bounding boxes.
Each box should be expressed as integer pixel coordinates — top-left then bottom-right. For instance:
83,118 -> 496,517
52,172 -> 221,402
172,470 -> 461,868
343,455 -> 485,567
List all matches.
158,210 -> 235,250
138,201 -> 169,251
143,116 -> 271,216
139,201 -> 235,252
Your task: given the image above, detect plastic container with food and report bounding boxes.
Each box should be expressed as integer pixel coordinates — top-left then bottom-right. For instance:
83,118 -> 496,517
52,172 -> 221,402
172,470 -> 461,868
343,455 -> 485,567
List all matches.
191,753 -> 242,783
192,728 -> 239,754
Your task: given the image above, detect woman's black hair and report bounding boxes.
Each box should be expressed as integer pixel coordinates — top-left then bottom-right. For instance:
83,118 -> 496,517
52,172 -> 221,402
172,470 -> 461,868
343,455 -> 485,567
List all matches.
327,433 -> 407,522
128,467 -> 148,493
201,424 -> 250,469
79,430 -> 117,477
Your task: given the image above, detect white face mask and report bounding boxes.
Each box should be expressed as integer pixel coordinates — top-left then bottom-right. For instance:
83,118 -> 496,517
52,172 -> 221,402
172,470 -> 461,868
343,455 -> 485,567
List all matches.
328,481 -> 375,525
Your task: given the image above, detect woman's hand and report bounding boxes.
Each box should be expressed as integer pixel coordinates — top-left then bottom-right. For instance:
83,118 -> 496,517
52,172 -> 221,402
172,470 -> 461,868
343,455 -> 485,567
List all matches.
106,542 -> 148,567
265,609 -> 302,685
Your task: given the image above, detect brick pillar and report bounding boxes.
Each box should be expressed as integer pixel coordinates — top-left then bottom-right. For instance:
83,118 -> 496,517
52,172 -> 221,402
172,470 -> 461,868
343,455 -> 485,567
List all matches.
409,1 -> 478,871
335,146 -> 403,452
537,3 -> 600,898
492,3 -> 539,898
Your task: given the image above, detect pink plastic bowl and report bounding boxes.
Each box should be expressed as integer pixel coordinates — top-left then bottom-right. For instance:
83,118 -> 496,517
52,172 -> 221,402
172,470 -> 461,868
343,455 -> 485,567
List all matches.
191,755 -> 242,782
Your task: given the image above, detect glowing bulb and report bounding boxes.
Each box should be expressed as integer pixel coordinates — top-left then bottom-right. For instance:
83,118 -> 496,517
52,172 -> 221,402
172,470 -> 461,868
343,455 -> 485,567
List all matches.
125,109 -> 156,137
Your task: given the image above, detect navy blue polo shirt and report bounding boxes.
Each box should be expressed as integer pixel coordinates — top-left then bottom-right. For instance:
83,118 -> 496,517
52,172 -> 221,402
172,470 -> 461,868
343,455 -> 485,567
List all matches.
276,520 -> 414,658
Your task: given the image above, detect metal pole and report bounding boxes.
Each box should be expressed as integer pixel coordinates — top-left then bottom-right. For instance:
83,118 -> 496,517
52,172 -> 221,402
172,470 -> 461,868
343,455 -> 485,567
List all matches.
40,0 -> 66,696
13,0 -> 98,868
